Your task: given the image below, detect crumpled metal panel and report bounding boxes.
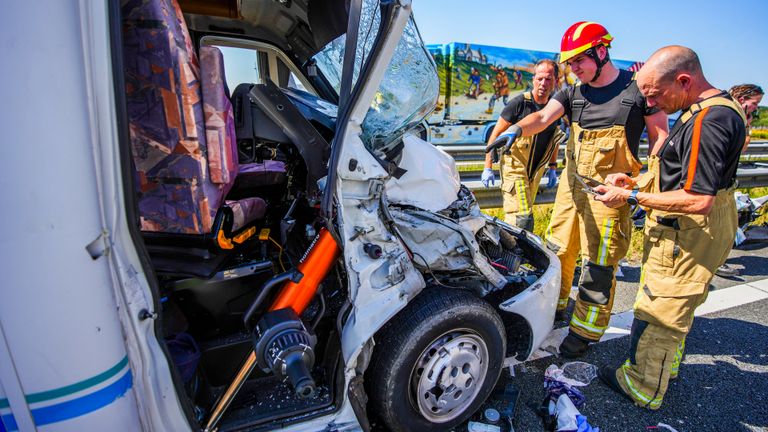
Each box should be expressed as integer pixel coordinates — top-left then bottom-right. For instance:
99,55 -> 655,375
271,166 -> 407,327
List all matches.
390,207 -> 507,288
385,134 -> 461,212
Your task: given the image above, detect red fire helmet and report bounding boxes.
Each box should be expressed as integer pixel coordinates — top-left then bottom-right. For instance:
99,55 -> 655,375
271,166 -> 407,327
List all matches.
560,21 -> 613,63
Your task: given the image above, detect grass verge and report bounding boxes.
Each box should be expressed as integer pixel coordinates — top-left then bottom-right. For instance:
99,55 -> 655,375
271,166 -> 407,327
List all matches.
481,186 -> 768,264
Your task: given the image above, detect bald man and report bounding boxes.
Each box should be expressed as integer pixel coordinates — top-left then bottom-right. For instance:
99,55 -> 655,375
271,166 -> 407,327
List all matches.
592,46 -> 747,410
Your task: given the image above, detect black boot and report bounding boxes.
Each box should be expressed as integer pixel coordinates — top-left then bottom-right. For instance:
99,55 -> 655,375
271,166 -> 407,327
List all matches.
554,309 -> 568,322
559,333 -> 590,358
598,365 -> 633,403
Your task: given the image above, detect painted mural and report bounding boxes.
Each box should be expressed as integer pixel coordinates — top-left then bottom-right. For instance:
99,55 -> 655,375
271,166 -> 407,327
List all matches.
427,42 -> 643,123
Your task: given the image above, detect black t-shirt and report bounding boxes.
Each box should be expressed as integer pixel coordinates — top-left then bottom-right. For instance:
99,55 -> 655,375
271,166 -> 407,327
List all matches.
500,93 -> 559,169
553,69 -> 659,157
658,93 -> 746,194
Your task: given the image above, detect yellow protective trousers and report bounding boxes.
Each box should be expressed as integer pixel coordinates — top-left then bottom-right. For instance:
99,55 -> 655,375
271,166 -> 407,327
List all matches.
500,134 -> 546,231
615,153 -> 739,409
499,99 -> 563,231
546,122 -> 641,341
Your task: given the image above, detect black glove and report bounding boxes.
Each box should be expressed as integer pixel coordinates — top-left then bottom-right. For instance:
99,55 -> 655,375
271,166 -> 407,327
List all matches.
490,124 -> 522,154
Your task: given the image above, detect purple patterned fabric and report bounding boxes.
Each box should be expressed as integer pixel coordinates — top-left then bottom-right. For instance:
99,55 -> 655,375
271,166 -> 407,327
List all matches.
123,0 -> 226,234
200,46 -> 238,187
226,198 -> 268,232
236,160 -> 288,189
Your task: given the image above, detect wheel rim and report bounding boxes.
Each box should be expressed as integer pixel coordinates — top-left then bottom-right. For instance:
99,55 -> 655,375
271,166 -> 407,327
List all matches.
410,330 -> 489,423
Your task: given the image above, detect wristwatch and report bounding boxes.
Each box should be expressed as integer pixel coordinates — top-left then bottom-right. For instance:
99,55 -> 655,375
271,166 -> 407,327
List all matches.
627,189 -> 639,206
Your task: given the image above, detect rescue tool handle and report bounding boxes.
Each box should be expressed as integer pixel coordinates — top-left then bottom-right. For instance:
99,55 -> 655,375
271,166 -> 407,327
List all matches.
204,228 -> 341,432
243,269 -> 303,330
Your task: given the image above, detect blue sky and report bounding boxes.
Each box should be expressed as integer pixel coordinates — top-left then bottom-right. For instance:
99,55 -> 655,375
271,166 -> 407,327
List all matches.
412,0 -> 767,97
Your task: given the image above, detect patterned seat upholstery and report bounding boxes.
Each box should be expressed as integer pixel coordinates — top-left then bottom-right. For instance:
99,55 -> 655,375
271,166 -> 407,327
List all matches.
199,46 -> 238,188
123,0 -> 266,235
198,46 -> 287,216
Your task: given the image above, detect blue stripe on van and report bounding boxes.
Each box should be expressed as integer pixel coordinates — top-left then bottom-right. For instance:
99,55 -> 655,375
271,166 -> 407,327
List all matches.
0,356 -> 128,409
1,411 -> 17,431
0,370 -> 132,431
0,412 -> 13,432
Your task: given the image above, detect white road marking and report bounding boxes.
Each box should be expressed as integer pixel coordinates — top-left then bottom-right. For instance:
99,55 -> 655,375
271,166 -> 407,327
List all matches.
505,278 -> 768,369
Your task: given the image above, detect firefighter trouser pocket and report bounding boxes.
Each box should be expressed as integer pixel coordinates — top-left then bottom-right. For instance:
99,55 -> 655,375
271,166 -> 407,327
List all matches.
645,225 -> 677,270
594,143 -> 617,174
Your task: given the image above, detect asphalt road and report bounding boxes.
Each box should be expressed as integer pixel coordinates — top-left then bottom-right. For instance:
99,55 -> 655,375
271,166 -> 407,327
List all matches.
496,242 -> 768,432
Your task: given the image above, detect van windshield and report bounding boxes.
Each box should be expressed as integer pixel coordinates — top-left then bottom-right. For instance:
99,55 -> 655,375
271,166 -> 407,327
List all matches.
313,2 -> 438,156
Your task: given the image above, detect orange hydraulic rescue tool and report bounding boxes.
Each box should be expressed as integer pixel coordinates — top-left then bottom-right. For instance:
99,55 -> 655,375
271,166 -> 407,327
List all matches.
204,228 -> 341,432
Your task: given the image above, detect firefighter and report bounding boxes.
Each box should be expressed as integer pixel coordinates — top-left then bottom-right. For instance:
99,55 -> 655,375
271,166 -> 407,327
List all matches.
729,84 -> 763,153
488,21 -> 668,357
592,45 -> 747,409
481,59 -> 564,231
716,84 -> 763,277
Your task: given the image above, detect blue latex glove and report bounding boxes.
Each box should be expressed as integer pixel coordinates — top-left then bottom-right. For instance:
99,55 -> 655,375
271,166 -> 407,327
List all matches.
491,124 -> 522,154
545,167 -> 558,188
576,414 -> 600,432
481,168 -> 495,187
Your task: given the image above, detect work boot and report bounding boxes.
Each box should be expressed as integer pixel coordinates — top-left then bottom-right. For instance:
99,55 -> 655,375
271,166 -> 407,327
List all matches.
669,369 -> 679,381
554,309 -> 568,322
715,263 -> 739,277
559,333 -> 590,358
598,366 -> 633,403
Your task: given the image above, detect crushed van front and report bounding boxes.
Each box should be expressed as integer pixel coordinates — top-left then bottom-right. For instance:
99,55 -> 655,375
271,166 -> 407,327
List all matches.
496,228 -> 561,361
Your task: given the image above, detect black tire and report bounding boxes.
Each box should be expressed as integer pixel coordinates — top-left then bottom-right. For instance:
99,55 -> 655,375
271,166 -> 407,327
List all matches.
368,289 -> 506,432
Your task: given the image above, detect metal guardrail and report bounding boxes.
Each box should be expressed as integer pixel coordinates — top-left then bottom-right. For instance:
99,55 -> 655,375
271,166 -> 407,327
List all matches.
465,165 -> 768,208
446,141 -> 768,209
441,142 -> 768,163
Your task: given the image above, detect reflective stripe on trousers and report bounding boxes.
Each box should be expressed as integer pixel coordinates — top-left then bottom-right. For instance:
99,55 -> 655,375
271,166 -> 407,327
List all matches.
570,305 -> 608,335
597,218 -> 614,266
620,360 -> 664,408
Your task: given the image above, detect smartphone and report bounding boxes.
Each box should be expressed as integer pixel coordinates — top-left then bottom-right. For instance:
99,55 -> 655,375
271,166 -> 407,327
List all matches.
575,174 -> 605,196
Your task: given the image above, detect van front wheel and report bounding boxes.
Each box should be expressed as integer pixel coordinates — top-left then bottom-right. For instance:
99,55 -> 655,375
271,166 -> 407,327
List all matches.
368,289 -> 506,432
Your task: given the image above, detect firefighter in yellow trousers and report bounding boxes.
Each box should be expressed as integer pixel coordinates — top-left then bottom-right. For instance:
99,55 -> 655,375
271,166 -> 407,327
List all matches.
482,59 -> 564,231
490,21 -> 669,357
593,46 -> 747,409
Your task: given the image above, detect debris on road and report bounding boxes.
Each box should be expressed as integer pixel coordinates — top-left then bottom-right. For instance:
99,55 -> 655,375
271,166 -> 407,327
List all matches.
468,421 -> 502,432
546,362 -> 599,387
549,394 -> 600,432
647,422 -> 680,432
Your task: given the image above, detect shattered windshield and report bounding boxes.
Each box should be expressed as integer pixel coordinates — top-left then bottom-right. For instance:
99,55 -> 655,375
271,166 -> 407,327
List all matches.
360,16 -> 438,154
312,0 -> 382,96
313,2 -> 439,156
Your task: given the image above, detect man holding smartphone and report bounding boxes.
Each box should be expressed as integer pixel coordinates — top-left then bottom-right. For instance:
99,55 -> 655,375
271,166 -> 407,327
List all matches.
490,21 -> 668,357
592,45 -> 746,410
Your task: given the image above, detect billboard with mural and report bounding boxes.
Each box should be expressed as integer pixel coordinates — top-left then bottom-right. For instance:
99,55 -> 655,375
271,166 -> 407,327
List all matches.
426,42 -> 642,127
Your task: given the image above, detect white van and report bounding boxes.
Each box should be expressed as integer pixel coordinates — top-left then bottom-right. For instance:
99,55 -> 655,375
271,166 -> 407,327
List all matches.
0,0 -> 559,431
